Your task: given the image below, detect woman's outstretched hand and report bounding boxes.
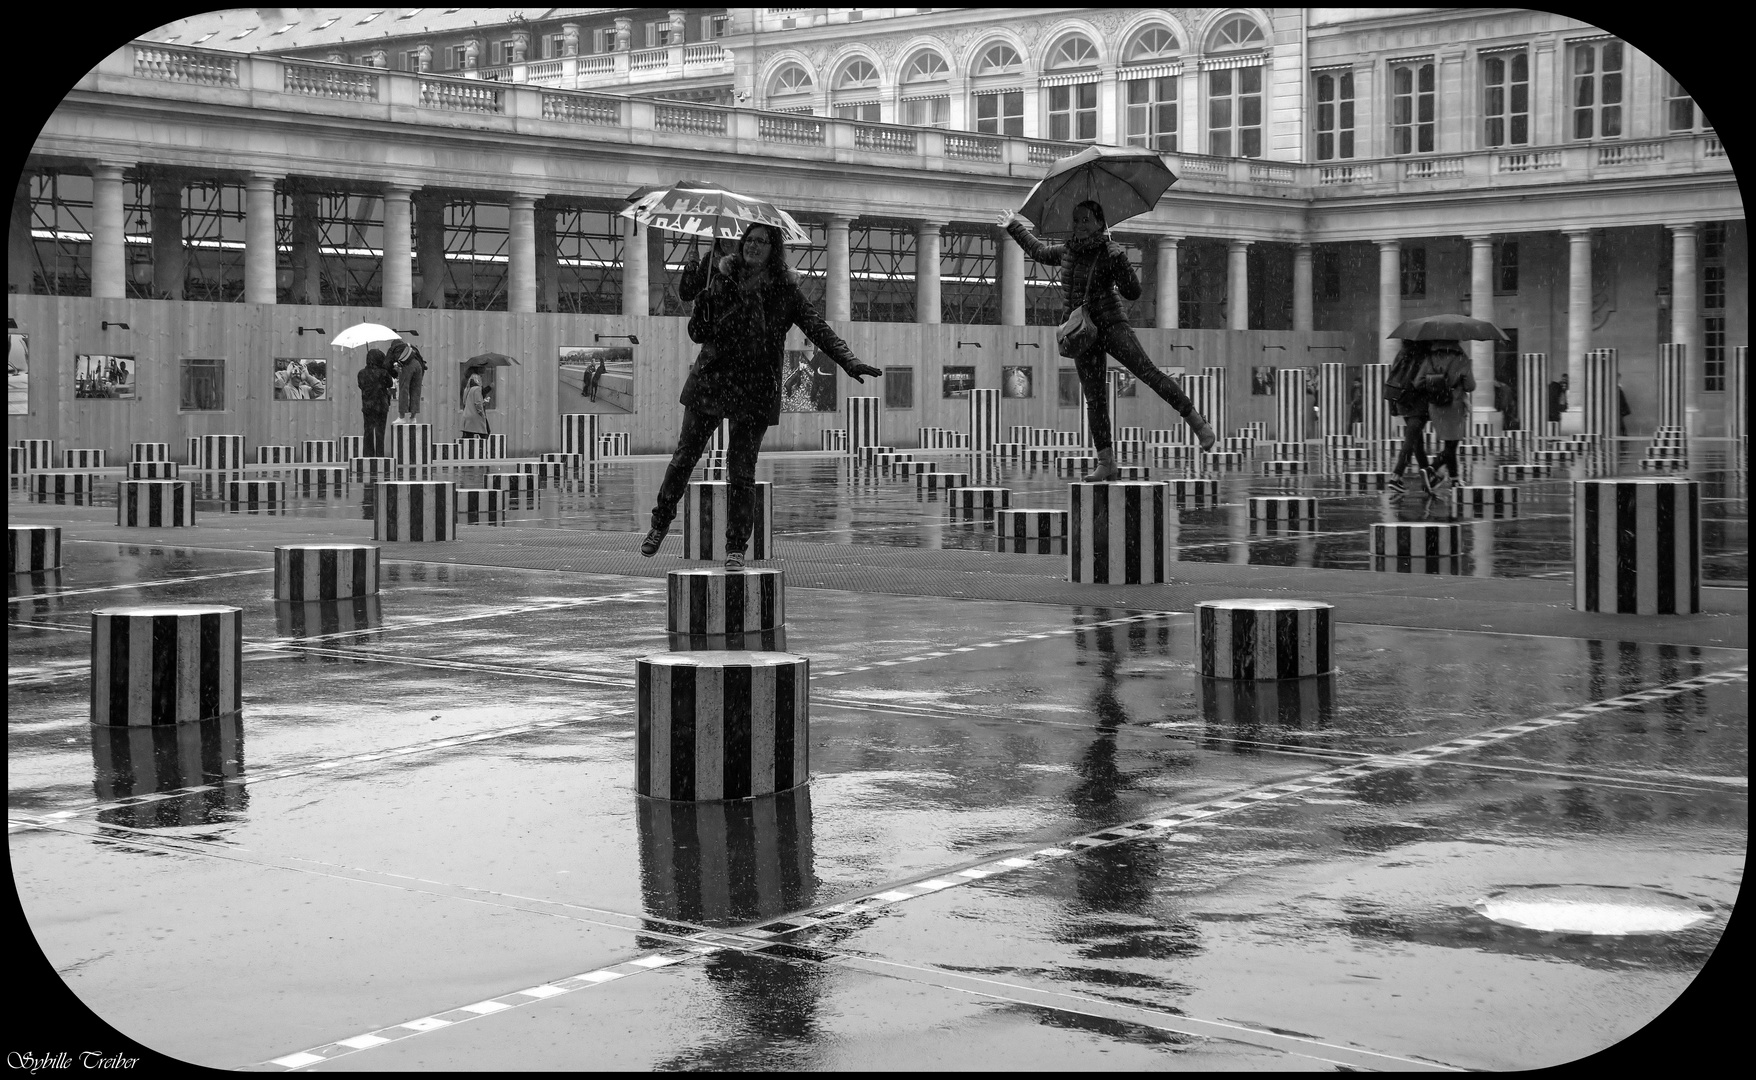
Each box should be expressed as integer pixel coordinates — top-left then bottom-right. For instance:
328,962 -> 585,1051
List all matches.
995,209 -> 1025,230
848,363 -> 882,383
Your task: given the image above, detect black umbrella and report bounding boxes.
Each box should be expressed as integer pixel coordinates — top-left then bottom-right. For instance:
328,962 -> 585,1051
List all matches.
1388,314 -> 1509,341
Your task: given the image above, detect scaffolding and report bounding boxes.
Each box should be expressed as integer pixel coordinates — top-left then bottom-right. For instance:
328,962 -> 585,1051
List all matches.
552,207 -> 624,314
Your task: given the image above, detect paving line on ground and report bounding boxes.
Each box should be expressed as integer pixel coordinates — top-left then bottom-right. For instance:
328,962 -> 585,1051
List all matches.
7,568 -> 275,599
814,609 -> 1175,677
244,663 -> 1746,1071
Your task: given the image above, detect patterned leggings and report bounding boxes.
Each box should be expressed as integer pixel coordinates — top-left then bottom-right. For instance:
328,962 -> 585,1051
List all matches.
650,409 -> 768,553
1075,321 -> 1197,453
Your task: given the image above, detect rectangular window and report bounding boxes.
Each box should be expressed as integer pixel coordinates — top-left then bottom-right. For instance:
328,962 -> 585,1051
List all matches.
702,15 -> 729,39
1389,59 -> 1435,154
1704,316 -> 1725,391
1313,71 -> 1355,160
1400,245 -> 1426,298
1495,239 -> 1519,294
975,91 -> 1024,136
902,96 -> 949,128
180,358 -> 226,411
1571,40 -> 1623,139
1702,220 -> 1726,261
835,102 -> 882,122
592,28 -> 609,54
546,34 -> 564,59
446,45 -> 467,69
1317,248 -> 1341,302
1482,52 -> 1529,147
1047,82 -> 1098,142
1058,367 -> 1083,408
1124,75 -> 1178,151
403,49 -> 422,71
884,366 -> 914,408
1208,66 -> 1263,157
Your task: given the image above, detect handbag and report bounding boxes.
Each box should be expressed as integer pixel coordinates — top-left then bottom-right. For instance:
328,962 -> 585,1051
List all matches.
1055,258 -> 1102,359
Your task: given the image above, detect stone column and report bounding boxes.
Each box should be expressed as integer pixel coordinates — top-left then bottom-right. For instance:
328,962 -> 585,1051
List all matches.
826,215 -> 851,322
621,212 -> 648,317
414,190 -> 447,308
382,185 -> 413,309
1226,239 -> 1250,331
286,183 -> 321,306
1292,242 -> 1313,332
244,173 -> 279,304
1156,236 -> 1180,329
534,200 -> 558,313
1467,234 -> 1498,433
916,219 -> 945,325
9,173 -> 35,295
1669,223 -> 1701,434
1376,240 -> 1401,365
508,193 -> 536,314
1564,229 -> 1592,434
999,225 -> 1026,326
90,164 -> 127,299
149,169 -> 187,301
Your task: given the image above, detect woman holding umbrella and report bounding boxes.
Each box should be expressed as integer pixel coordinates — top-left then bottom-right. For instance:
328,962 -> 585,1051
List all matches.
640,223 -> 881,568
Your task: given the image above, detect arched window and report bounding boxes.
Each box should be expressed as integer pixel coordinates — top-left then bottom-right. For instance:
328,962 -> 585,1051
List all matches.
1127,26 -> 1180,62
975,42 -> 1021,75
901,50 -> 949,83
1045,34 -> 1098,70
837,58 -> 879,90
770,62 -> 813,96
1209,15 -> 1264,52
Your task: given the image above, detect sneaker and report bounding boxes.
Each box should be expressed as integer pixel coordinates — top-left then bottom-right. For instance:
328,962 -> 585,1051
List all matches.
724,550 -> 746,571
639,526 -> 667,557
1420,467 -> 1439,494
1386,474 -> 1406,493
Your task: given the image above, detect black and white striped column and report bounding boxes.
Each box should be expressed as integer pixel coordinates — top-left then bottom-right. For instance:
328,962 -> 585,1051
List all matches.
1319,362 -> 1349,438
1452,485 -> 1518,516
1517,352 -> 1548,434
301,439 -> 338,463
995,508 -> 1068,538
667,567 -> 784,636
520,461 -> 565,485
561,413 -> 602,462
32,472 -> 102,496
967,388 -> 999,453
256,445 -> 296,465
1202,365 -> 1229,440
17,439 -> 53,471
456,487 -> 503,524
1581,348 -> 1618,438
818,429 -> 848,452
193,435 -> 246,470
1249,496 -> 1317,522
62,448 -> 106,469
274,544 -> 380,601
1068,481 -> 1173,584
1180,374 -> 1217,446
487,472 -> 537,493
1574,478 -> 1699,614
1276,367 -> 1308,443
1195,599 -> 1334,680
684,481 -> 772,560
336,435 -> 364,461
10,525 -> 60,572
374,480 -> 455,542
352,456 -> 395,480
119,481 -> 194,527
1657,343 -> 1687,433
391,422 -> 432,465
1728,346 -> 1746,444
635,651 -> 810,801
1371,522 -> 1462,557
226,480 -> 286,511
1344,471 -> 1392,490
1166,478 -> 1219,503
90,605 -> 243,725
947,487 -> 1009,514
916,471 -> 968,491
294,466 -> 347,490
130,442 -> 168,462
1260,460 -> 1308,475
845,396 -> 880,456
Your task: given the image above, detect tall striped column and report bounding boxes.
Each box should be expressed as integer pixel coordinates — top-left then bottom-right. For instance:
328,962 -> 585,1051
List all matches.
1195,599 -> 1334,680
1581,348 -> 1618,437
1657,344 -> 1687,432
300,439 -> 337,463
119,481 -> 195,527
274,544 -> 380,601
1574,478 -> 1699,614
684,481 -> 772,560
1068,481 -> 1174,584
194,435 -> 246,470
968,389 -> 999,453
1360,363 -> 1394,445
1276,367 -> 1307,443
374,480 -> 455,541
11,525 -> 61,572
1729,346 -> 1747,443
1319,363 -> 1349,438
17,439 -> 54,471
635,651 -> 810,801
844,396 -> 880,456
561,413 -> 602,461
130,442 -> 168,462
391,422 -> 432,465
1517,352 -> 1547,434
1179,374 -> 1216,445
90,605 -> 243,725
1202,365 -> 1229,442
666,567 -> 784,641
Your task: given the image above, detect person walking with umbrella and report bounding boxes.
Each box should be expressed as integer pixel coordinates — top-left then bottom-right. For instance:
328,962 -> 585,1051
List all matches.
356,348 -> 394,457
640,223 -> 881,568
460,372 -> 490,443
1413,341 -> 1475,493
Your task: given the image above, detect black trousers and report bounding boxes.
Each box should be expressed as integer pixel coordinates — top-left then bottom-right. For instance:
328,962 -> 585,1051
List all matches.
1074,320 -> 1196,453
650,409 -> 767,553
363,409 -> 388,457
1391,416 -> 1431,475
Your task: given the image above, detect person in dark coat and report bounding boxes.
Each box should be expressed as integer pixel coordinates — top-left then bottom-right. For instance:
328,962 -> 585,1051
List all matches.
1386,340 -> 1435,495
677,237 -> 736,303
1547,373 -> 1568,425
998,202 -> 1216,481
641,223 -> 882,568
356,348 -> 394,457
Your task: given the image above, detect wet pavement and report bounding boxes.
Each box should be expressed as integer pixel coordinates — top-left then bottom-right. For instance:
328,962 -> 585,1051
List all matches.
8,440 -> 1747,1070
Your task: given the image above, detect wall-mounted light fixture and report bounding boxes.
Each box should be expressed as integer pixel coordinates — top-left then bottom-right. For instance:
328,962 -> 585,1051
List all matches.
297,326 -> 327,336
956,341 -> 982,349
1307,345 -> 1347,353
101,321 -> 130,331
1013,341 -> 1039,350
1262,344 -> 1286,352
393,328 -> 420,337
595,333 -> 641,345
1166,343 -> 1194,351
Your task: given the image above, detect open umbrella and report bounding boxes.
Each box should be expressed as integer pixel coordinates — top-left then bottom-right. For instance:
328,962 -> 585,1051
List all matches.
330,323 -> 402,349
621,184 -> 812,246
1019,145 -> 1178,235
464,352 -> 519,369
1388,314 -> 1509,341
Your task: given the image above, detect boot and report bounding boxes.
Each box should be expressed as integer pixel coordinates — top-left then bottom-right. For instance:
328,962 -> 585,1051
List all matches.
1089,447 -> 1120,482
1187,412 -> 1217,452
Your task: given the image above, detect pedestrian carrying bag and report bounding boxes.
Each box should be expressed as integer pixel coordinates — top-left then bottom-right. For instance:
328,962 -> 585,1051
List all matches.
1381,349 -> 1423,408
1056,259 -> 1102,359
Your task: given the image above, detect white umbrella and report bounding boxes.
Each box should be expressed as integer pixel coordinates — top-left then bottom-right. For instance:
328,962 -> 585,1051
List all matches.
330,323 -> 402,349
621,186 -> 813,246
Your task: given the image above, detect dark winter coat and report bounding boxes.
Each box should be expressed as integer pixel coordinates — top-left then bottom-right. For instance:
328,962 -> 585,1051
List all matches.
681,253 -> 862,426
677,242 -> 733,302
1005,221 -> 1141,327
357,352 -> 394,413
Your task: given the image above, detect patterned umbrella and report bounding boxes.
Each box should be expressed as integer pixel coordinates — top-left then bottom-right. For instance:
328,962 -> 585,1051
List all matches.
620,184 -> 812,245
1019,145 -> 1178,235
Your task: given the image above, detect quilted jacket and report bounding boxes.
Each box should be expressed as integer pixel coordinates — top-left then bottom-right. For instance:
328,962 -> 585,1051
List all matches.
1005,221 -> 1141,327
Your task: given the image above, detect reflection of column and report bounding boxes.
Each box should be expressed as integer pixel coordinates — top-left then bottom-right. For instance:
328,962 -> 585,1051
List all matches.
1467,234 -> 1498,433
916,220 -> 944,325
999,225 -> 1025,326
1468,519 -> 1494,578
1292,242 -> 1313,332
1376,239 -> 1401,366
1669,223 -> 1701,435
508,193 -> 536,313
1563,229 -> 1592,434
826,215 -> 851,322
245,173 -> 279,305
90,163 -> 127,299
1229,500 -> 1250,564
381,184 -> 413,309
1226,239 -> 1250,330
621,212 -> 649,317
636,787 -> 816,926
1156,235 -> 1180,329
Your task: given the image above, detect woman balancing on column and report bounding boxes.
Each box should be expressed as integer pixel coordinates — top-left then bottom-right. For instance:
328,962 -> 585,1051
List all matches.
997,203 -> 1217,481
640,223 -> 882,569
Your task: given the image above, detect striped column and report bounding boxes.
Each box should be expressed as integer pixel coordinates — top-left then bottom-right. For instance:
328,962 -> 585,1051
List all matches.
1167,478 -> 1219,502
1319,363 -> 1349,438
705,417 -> 730,456
968,388 -> 999,453
1180,375 -> 1216,445
917,470 -> 969,491
456,488 -> 503,524
195,435 -> 246,470
1581,348 -> 1618,437
1574,478 -> 1699,614
294,466 -> 347,490
17,439 -> 53,471
374,480 -> 455,542
225,480 -> 286,511
561,413 -> 602,461
32,472 -> 102,495
666,567 -> 784,638
336,435 -> 364,461
11,525 -> 60,572
1276,367 -> 1307,443
61,448 -> 105,469
1657,344 -> 1687,432
119,481 -> 194,526
1344,471 -> 1392,490
995,508 -> 1068,538
845,396 -> 880,455
1202,365 -> 1229,441
487,472 -> 536,493
90,605 -> 243,725
1728,346 -> 1747,443
947,487 -> 1009,514
352,456 -> 395,480
274,544 -> 380,601
301,439 -> 337,463
684,481 -> 772,560
520,461 -> 566,485
1371,522 -> 1462,557
1517,352 -> 1547,433
819,429 -> 847,452
1194,599 -> 1334,680
255,445 -> 295,465
635,787 -> 814,925
1248,496 -> 1317,522
130,442 -> 168,463
1497,463 -> 1551,481
1260,460 -> 1308,476
391,422 -> 432,465
1453,485 -> 1519,517
635,651 -> 810,801
1068,481 -> 1174,584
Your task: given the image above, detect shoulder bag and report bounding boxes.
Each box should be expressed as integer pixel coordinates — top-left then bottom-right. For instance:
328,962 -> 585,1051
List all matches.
1055,257 -> 1102,359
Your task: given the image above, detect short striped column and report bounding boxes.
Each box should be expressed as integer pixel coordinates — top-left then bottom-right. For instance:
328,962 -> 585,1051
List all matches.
1181,375 -> 1217,445
226,480 -> 286,511
1202,365 -> 1229,441
374,480 -> 455,542
11,446 -> 30,477
845,396 -> 880,456
1239,422 -> 1269,441
561,413 -> 602,461
1727,346 -> 1746,443
994,508 -> 1067,538
1344,471 -> 1392,491
274,544 -> 380,601
1148,428 -> 1178,445
1371,522 -> 1462,558
897,460 -> 939,476
1248,496 -> 1317,522
457,436 -> 492,461
1009,425 -> 1032,445
456,488 -> 503,524
1581,348 -> 1618,437
301,439 -> 338,463
1195,599 -> 1334,680
90,605 -> 243,725
1640,457 -> 1688,471
17,439 -> 54,471
1056,456 -> 1097,475
1530,449 -> 1574,465
293,466 -> 347,490
704,418 -> 730,456
990,442 -> 1021,458
541,452 -> 585,475
917,471 -> 968,491
1202,450 -> 1244,468
487,472 -> 537,493
856,444 -> 893,464
1068,481 -> 1174,584
1261,460 -> 1308,476
684,481 -> 772,560
63,448 -> 106,469
635,651 -> 809,801
1116,425 -> 1143,443
875,451 -> 912,471
600,433 -> 629,457
666,567 -> 784,641
130,442 -> 168,463
1497,463 -> 1551,481
819,429 -> 848,452
1330,446 -> 1368,463
336,435 -> 364,461
119,481 -> 194,526
947,487 -> 1009,514
968,388 -> 999,452
484,433 -> 509,458
1319,363 -> 1349,438
1276,367 -> 1308,443
391,422 -> 432,465
1453,485 -> 1519,517
1575,478 -> 1699,614
1221,437 -> 1255,453
1152,444 -> 1197,463
1166,478 -> 1218,503
255,445 -> 295,465
1114,438 -> 1145,459
352,456 -> 395,480
11,525 -> 60,572
194,435 -> 246,470
1656,343 -> 1687,433
1022,448 -> 1059,466
32,472 -> 103,495
520,461 -> 566,485
1517,353 -> 1548,434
